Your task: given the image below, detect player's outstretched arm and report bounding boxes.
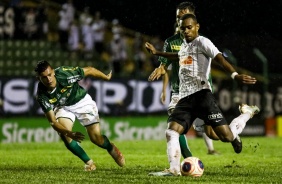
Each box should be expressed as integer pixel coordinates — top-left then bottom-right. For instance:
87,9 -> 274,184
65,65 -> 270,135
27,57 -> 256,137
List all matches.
83,66 -> 112,81
145,42 -> 178,60
213,53 -> 257,85
45,110 -> 85,142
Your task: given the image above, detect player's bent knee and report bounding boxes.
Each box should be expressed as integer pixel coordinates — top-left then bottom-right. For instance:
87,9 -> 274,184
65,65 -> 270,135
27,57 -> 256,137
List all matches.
218,135 -> 234,142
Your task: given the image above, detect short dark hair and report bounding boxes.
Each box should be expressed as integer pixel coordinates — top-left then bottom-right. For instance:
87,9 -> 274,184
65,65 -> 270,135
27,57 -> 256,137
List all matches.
180,13 -> 197,23
177,1 -> 196,13
34,60 -> 51,74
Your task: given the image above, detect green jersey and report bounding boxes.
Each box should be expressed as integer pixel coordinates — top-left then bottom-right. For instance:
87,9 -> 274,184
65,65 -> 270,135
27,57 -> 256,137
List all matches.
158,33 -> 182,93
36,66 -> 87,113
158,33 -> 213,93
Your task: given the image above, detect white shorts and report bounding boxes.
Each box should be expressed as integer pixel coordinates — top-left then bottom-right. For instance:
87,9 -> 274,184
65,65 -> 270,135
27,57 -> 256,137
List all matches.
167,93 -> 179,115
54,94 -> 100,127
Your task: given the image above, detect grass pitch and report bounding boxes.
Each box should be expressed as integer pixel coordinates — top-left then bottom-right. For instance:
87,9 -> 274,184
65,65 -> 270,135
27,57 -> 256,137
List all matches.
0,137 -> 281,184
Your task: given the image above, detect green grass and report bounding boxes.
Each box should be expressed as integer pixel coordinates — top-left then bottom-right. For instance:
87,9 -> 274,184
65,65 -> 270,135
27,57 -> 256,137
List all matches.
0,137 -> 282,184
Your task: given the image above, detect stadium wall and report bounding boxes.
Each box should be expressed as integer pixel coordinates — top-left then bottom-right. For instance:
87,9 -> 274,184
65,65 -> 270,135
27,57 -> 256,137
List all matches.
1,77 -> 282,142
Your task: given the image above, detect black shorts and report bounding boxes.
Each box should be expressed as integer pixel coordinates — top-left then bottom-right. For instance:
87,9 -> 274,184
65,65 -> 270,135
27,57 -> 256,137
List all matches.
168,89 -> 227,134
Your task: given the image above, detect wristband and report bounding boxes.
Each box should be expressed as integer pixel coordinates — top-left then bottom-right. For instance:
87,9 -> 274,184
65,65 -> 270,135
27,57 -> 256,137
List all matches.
231,72 -> 238,79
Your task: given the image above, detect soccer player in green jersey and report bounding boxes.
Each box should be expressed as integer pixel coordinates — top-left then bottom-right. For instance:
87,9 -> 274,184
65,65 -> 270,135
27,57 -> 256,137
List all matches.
156,2 -> 219,157
34,60 -> 125,171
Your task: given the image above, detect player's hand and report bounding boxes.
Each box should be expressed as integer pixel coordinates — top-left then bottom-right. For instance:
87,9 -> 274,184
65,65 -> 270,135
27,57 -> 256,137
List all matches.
148,67 -> 166,81
105,70 -> 112,80
66,131 -> 85,143
160,92 -> 166,105
145,42 -> 157,55
235,74 -> 257,84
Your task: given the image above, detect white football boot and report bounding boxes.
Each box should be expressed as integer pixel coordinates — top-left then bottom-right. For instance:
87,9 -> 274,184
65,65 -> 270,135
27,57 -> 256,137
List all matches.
148,169 -> 181,176
239,104 -> 260,118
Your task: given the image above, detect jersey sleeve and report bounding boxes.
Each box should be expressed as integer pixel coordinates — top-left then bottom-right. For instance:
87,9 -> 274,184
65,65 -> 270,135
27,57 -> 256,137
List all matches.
200,37 -> 221,59
158,39 -> 172,67
36,94 -> 53,113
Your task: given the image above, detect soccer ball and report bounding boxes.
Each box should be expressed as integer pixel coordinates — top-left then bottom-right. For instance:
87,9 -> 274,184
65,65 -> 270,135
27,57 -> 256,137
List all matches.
180,157 -> 204,177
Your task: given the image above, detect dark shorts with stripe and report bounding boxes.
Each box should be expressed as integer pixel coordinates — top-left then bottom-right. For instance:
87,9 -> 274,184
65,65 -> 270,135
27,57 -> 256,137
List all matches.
168,89 -> 227,134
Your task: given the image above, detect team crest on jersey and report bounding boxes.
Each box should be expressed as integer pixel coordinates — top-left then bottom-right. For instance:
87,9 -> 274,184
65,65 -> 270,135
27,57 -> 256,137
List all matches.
60,85 -> 72,93
59,97 -> 67,105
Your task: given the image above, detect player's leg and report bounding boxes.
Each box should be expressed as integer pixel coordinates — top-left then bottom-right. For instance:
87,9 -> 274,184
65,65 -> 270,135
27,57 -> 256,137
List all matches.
229,104 -> 260,139
149,97 -> 191,176
168,112 -> 192,158
75,94 -> 125,167
85,123 -> 125,167
202,132 -> 220,155
166,121 -> 185,175
179,134 -> 192,157
168,94 -> 192,158
149,121 -> 184,176
55,109 -> 95,171
204,92 -> 260,153
212,105 -> 259,140
206,101 -> 259,153
204,125 -> 220,140
193,118 -> 220,155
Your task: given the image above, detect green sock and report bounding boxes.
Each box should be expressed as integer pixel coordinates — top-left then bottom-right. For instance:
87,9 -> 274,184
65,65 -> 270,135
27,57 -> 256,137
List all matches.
97,135 -> 113,152
179,134 -> 193,158
61,136 -> 91,163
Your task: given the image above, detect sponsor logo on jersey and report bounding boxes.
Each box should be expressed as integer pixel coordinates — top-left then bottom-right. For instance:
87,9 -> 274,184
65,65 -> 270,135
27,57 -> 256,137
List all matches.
171,45 -> 181,51
62,67 -> 78,71
67,75 -> 81,83
208,112 -> 223,121
179,56 -> 193,65
49,98 -> 57,103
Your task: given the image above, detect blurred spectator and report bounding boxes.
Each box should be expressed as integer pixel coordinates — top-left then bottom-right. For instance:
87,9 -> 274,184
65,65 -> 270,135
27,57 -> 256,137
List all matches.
79,7 -> 94,59
58,0 -> 75,50
37,0 -> 48,39
68,19 -> 79,59
111,18 -> 123,36
133,32 -> 146,77
149,36 -> 163,68
22,8 -> 38,39
108,33 -> 128,77
91,11 -> 107,56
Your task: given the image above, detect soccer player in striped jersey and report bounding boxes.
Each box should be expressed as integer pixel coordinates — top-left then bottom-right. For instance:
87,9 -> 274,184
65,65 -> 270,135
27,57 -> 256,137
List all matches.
155,1 -> 219,158
147,14 -> 260,176
34,60 -> 125,171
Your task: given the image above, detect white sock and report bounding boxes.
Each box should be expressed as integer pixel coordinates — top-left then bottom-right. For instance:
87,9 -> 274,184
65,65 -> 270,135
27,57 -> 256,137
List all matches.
166,129 -> 181,173
202,132 -> 214,151
229,113 -> 251,140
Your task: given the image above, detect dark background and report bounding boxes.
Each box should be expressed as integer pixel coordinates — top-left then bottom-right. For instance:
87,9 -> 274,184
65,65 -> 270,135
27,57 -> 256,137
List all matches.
66,0 -> 282,74
70,0 -> 282,40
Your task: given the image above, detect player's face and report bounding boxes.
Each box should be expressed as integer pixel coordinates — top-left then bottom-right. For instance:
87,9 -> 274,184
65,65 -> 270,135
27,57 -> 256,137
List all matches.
179,18 -> 199,42
38,66 -> 56,90
176,8 -> 193,27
